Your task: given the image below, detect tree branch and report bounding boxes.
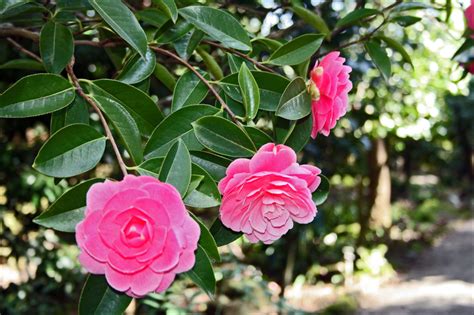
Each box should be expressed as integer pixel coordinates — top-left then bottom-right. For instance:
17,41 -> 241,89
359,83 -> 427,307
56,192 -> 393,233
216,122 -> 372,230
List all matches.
5,37 -> 42,62
202,40 -> 276,73
65,58 -> 128,177
150,46 -> 239,124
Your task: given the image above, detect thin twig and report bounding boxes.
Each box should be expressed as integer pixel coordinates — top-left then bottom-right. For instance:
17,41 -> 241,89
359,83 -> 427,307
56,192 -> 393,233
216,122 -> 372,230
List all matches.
150,46 -> 239,124
5,37 -> 42,62
203,40 -> 276,73
65,58 -> 128,177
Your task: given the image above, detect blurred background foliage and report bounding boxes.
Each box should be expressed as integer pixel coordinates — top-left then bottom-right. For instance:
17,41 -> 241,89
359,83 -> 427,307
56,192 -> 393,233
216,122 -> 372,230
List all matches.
0,0 -> 472,314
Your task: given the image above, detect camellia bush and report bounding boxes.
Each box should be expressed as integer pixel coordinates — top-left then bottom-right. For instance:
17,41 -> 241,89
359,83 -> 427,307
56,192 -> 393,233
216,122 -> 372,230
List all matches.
0,0 -> 450,313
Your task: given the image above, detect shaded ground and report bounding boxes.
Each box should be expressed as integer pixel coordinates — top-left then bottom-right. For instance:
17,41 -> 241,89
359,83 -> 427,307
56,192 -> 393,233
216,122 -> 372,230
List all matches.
357,219 -> 474,315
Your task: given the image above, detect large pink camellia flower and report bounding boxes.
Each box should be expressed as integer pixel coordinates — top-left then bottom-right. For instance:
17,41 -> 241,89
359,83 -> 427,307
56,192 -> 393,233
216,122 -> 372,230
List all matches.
76,175 -> 200,297
218,143 -> 321,244
309,51 -> 352,138
466,0 -> 474,30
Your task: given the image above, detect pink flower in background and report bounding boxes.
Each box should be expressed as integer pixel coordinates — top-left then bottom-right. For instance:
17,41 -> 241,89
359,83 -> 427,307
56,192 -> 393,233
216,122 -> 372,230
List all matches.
76,175 -> 200,297
218,143 -> 321,244
309,51 -> 352,138
465,0 -> 474,30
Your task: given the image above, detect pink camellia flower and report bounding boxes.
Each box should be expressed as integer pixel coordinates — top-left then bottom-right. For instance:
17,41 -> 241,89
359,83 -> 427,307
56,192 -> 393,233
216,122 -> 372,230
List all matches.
76,175 -> 200,297
218,143 -> 321,244
309,51 -> 352,138
465,0 -> 474,30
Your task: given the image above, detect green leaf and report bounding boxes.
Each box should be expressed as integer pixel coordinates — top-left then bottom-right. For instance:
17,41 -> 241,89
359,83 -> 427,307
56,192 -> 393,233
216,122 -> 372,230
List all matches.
0,59 -> 44,71
179,6 -> 251,51
171,70 -> 209,112
188,212 -> 220,262
192,116 -> 256,157
173,29 -> 204,60
154,0 -> 178,23
376,35 -> 413,68
335,8 -> 380,28
251,37 -> 283,52
210,218 -> 242,247
190,151 -> 231,181
116,48 -> 156,84
184,163 -> 221,208
281,114 -> 313,152
136,8 -> 169,28
185,245 -> 216,297
156,19 -> 193,43
79,275 -> 132,315
391,15 -> 422,27
136,157 -> 164,178
291,4 -> 330,35
196,47 -> 224,80
92,95 -> 143,165
0,74 -> 75,118
244,126 -> 273,148
159,139 -> 191,196
33,178 -> 103,232
227,53 -> 254,73
275,77 -> 312,120
393,2 -> 432,12
312,174 -> 330,206
153,62 -> 177,90
39,21 -> 74,73
89,0 -> 148,58
238,63 -> 259,121
267,34 -> 324,66
88,79 -> 163,138
33,124 -> 106,177
220,71 -> 289,111
145,105 -> 219,158
50,95 -> 89,134
365,40 -> 391,80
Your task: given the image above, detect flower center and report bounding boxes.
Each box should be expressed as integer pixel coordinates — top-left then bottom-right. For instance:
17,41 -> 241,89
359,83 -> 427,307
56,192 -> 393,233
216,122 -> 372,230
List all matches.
307,80 -> 320,101
121,215 -> 150,247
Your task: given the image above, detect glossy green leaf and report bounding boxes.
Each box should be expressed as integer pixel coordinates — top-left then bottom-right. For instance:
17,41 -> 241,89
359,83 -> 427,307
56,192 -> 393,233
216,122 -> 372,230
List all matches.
391,15 -> 422,27
291,4 -> 330,35
136,157 -> 164,178
145,105 -> 219,158
33,124 -> 106,177
153,62 -> 177,90
184,163 -> 221,208
238,63 -> 259,120
33,178 -> 103,232
173,29 -> 204,60
244,126 -> 273,148
190,151 -> 231,181
116,48 -> 156,84
220,71 -> 289,111
365,40 -> 391,80
335,8 -> 380,28
88,79 -> 163,137
376,35 -> 413,68
227,53 -> 254,73
267,34 -> 324,66
312,174 -> 330,206
0,59 -> 44,70
154,0 -> 178,23
0,74 -> 75,118
185,245 -> 216,297
210,218 -> 242,247
251,37 -> 283,52
89,0 -> 148,58
79,275 -> 132,315
192,116 -> 256,157
188,212 -> 220,262
92,95 -> 143,164
39,21 -> 74,73
159,140 -> 191,196
276,77 -> 312,120
135,8 -> 169,28
50,95 -> 89,134
196,47 -> 224,80
393,2 -> 432,12
282,114 -> 313,152
172,70 -> 209,112
179,6 -> 251,51
156,19 -> 193,43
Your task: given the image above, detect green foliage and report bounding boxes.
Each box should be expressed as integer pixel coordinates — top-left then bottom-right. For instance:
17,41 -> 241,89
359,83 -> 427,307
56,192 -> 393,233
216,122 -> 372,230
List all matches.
39,21 -> 74,73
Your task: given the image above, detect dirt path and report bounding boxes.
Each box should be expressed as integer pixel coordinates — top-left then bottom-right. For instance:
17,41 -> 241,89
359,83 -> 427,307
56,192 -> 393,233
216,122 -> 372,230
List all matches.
357,219 -> 474,315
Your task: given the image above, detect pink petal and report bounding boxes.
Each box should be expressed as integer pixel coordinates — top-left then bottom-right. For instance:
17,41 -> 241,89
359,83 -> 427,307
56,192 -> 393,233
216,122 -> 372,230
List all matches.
103,188 -> 149,214
107,250 -> 147,274
150,231 -> 180,273
129,268 -> 164,297
173,249 -> 196,273
249,144 -> 296,173
105,265 -> 132,292
140,182 -> 185,225
155,273 -> 176,293
78,251 -> 105,274
86,179 -> 120,215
